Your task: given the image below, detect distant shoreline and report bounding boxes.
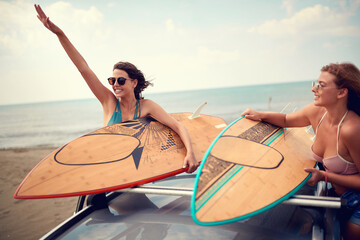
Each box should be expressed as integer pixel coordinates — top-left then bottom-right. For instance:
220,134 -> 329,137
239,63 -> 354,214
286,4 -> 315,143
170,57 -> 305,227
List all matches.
0,146 -> 60,151
1,81 -> 314,150
0,80 -> 313,107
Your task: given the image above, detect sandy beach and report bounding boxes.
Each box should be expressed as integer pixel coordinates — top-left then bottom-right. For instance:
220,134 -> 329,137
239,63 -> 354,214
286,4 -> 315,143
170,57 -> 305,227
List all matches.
0,148 -> 78,240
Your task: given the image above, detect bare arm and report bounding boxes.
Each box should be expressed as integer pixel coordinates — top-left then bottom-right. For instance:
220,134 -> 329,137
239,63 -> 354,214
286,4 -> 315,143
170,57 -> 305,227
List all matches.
241,103 -> 318,128
240,109 -> 287,127
34,4 -> 114,109
142,100 -> 198,173
305,169 -> 360,190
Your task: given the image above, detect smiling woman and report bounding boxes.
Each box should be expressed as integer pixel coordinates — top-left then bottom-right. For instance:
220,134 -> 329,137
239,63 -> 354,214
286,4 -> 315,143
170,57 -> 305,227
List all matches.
241,62 -> 360,240
33,4 -> 199,173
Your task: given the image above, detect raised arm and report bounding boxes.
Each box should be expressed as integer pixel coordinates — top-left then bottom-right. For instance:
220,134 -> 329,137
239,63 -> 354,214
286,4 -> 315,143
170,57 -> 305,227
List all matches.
34,4 -> 114,107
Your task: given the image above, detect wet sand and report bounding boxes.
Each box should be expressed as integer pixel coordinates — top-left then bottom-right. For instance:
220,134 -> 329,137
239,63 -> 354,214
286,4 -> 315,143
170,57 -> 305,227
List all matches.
0,148 -> 77,240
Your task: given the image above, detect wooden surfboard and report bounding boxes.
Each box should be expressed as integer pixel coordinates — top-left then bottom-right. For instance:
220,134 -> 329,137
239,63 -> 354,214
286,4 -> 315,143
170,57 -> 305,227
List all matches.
191,116 -> 316,226
14,113 -> 227,199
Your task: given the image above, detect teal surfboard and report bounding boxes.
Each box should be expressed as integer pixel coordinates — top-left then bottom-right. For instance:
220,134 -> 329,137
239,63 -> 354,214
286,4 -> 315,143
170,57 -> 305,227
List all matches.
191,117 -> 316,226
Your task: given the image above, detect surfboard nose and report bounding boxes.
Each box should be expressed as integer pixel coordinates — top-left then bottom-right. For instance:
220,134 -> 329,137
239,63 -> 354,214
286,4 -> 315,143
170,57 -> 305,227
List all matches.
54,134 -> 140,165
210,136 -> 284,169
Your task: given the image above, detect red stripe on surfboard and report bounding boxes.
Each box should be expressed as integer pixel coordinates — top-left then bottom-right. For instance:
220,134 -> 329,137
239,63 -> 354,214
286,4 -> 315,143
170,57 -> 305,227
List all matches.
14,167 -> 190,199
13,149 -> 60,199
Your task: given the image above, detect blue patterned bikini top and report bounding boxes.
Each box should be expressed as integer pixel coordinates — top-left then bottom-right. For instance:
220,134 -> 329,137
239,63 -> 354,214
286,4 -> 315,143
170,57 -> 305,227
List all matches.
107,99 -> 141,126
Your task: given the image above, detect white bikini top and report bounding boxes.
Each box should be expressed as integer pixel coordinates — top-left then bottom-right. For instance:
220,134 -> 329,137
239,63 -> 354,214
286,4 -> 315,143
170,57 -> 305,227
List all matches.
312,110 -> 358,175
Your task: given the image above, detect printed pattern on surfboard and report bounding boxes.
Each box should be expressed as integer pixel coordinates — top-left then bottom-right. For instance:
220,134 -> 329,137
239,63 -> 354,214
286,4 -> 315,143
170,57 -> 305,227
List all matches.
54,117 -> 181,168
191,117 -> 316,226
14,113 -> 227,199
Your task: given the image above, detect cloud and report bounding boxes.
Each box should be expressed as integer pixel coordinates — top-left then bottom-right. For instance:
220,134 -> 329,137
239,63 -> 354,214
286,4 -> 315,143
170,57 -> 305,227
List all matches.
107,2 -> 117,9
281,0 -> 296,16
166,19 -> 176,32
249,3 -> 360,38
1,0 -> 359,105
0,0 -> 35,54
322,41 -> 347,49
165,18 -> 185,36
0,1 -> 105,56
343,0 -> 360,15
196,46 -> 240,64
46,1 -> 103,26
0,0 -> 109,105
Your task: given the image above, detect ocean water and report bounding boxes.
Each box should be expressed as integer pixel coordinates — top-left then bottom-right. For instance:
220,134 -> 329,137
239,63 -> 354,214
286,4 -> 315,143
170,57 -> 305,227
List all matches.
0,81 -> 314,149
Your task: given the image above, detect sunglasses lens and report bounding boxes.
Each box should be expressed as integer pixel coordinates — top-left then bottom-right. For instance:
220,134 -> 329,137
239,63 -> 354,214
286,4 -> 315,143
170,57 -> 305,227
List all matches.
117,77 -> 127,85
108,77 -> 115,85
108,77 -> 128,85
312,81 -> 319,90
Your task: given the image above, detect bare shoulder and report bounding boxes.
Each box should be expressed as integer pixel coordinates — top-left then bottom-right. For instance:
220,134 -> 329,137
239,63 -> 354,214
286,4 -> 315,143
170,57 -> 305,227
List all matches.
140,99 -> 165,117
141,99 -> 156,106
342,111 -> 360,141
286,103 -> 325,127
140,99 -> 157,110
303,103 -> 325,119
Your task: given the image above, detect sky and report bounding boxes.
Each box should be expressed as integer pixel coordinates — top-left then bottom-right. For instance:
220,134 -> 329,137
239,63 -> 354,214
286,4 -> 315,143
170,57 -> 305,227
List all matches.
1,0 -> 360,105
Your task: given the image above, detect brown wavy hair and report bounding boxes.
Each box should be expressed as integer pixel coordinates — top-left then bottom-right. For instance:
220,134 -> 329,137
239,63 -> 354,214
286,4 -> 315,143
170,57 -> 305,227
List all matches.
321,63 -> 360,115
113,62 -> 153,99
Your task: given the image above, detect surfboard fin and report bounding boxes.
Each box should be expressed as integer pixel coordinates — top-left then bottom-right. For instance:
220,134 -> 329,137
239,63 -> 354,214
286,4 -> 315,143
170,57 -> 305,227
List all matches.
189,102 -> 207,119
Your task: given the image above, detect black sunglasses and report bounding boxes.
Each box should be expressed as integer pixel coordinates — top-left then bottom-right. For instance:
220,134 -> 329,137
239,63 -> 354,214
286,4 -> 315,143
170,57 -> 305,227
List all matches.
108,77 -> 129,85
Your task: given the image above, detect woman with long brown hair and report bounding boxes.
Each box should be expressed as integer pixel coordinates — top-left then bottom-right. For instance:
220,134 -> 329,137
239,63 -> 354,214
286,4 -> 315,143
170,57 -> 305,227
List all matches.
242,62 -> 360,239
34,4 -> 198,173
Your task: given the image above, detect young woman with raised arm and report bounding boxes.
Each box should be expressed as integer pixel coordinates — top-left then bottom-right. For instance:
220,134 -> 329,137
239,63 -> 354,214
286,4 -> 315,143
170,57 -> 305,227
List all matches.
34,4 -> 198,173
